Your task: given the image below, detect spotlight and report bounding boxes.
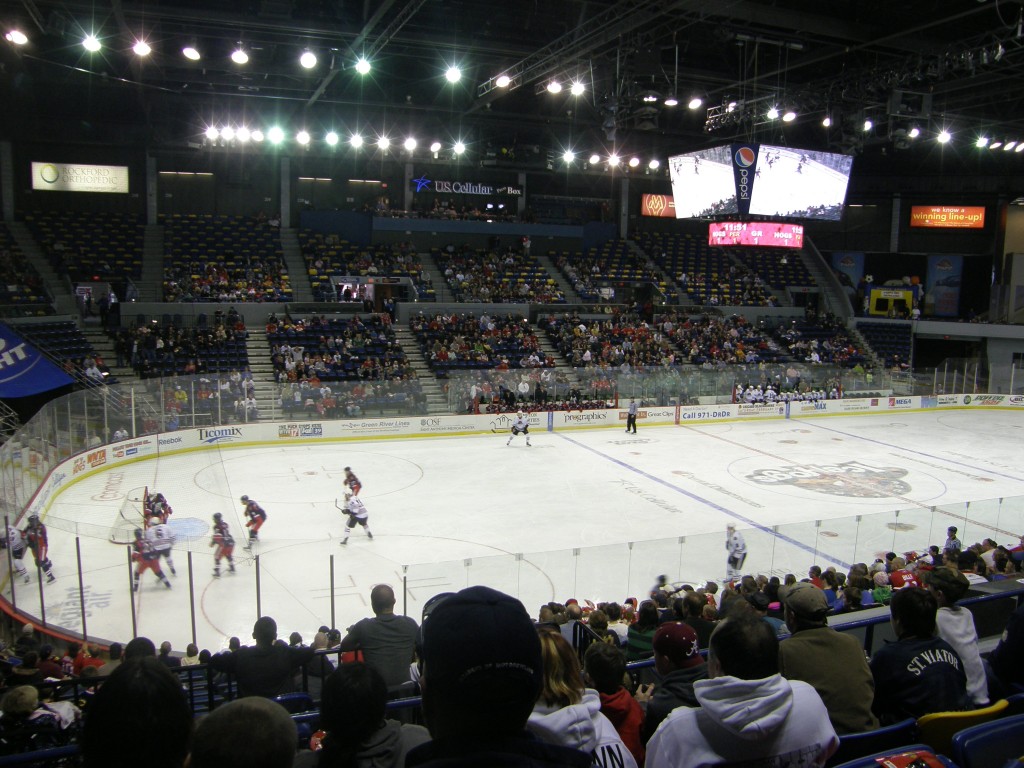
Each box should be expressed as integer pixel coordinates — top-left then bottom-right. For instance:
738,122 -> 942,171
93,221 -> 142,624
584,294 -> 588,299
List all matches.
975,136 -> 989,148
267,126 -> 285,144
990,140 -> 1003,150
495,74 -> 511,88
588,153 -> 600,165
628,156 -> 640,168
251,129 -> 264,142
608,154 -> 620,167
355,57 -> 371,75
4,30 -> 28,45
299,50 -> 317,69
1004,141 -> 1017,151
350,134 -> 364,148
231,46 -> 248,64
687,96 -> 703,110
83,34 -> 101,52
221,126 -> 235,141
648,159 -> 660,170
663,95 -> 678,107
404,137 -> 417,151
937,130 -> 951,144
908,126 -> 921,139
182,45 -> 201,61
547,80 -> 562,94
767,106 -> 780,120
570,81 -> 585,96
862,118 -> 873,132
325,131 -> 339,146
822,115 -> 832,127
236,126 -> 251,143
782,109 -> 797,122
377,136 -> 390,150
642,92 -> 659,103
132,40 -> 151,57
1016,143 -> 1024,153
296,130 -> 310,145
445,66 -> 462,83
726,101 -> 737,113
453,141 -> 466,155
429,141 -> 442,153
562,150 -> 575,164
204,126 -> 219,141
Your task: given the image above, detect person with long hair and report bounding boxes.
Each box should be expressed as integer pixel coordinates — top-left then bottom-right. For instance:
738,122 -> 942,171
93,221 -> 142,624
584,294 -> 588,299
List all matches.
295,663 -> 428,768
526,628 -> 637,768
625,601 -> 660,661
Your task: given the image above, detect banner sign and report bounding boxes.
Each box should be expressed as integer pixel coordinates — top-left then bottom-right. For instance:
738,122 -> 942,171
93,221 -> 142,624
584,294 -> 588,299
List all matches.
910,206 -> 985,229
641,193 -> 676,218
831,252 -> 865,290
0,323 -> 75,398
926,254 -> 964,317
31,162 -> 130,194
410,173 -> 521,196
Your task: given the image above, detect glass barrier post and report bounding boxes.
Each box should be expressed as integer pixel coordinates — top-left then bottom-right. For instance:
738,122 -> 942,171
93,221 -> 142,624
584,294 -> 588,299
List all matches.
75,537 -> 87,641
330,555 -> 336,630
255,553 -> 262,619
127,546 -> 138,638
188,551 -> 197,646
4,516 -> 15,612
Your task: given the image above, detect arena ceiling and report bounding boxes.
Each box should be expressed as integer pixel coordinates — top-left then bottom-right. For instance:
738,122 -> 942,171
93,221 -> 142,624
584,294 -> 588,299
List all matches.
2,0 -> 1024,168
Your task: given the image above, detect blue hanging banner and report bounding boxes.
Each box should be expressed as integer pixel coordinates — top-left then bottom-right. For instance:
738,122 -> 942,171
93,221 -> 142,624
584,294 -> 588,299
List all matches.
0,323 -> 75,398
731,143 -> 760,216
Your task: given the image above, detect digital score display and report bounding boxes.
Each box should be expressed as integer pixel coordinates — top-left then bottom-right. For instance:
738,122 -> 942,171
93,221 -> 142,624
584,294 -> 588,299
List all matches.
708,221 -> 804,248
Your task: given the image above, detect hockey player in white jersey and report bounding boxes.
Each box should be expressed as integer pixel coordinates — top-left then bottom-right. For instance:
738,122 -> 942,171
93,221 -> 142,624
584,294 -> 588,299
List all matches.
507,410 -> 531,446
340,492 -> 373,545
2,526 -> 29,583
726,523 -> 747,583
145,522 -> 177,576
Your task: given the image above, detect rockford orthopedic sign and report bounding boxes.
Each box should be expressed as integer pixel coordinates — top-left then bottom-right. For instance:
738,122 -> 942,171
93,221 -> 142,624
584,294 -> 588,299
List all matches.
32,162 -> 129,194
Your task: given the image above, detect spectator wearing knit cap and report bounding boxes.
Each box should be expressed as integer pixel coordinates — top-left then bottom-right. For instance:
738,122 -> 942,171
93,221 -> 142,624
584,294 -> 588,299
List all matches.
637,622 -> 707,744
777,583 -> 878,736
406,586 -> 589,768
928,566 -> 989,707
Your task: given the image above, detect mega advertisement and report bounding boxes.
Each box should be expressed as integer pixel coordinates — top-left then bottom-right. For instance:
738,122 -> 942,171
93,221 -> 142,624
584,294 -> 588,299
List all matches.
640,194 -> 676,218
926,254 -> 964,317
910,206 -> 985,229
0,323 -> 75,398
31,162 -> 130,194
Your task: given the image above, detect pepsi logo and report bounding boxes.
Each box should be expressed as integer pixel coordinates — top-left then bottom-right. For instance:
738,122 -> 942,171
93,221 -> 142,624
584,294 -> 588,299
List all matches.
735,147 -> 756,167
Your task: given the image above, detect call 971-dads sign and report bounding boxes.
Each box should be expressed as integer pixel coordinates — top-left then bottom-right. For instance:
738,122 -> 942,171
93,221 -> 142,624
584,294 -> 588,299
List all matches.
31,162 -> 130,194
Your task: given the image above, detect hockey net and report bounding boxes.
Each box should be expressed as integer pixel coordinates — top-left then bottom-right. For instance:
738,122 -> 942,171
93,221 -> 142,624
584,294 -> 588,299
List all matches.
110,486 -> 147,544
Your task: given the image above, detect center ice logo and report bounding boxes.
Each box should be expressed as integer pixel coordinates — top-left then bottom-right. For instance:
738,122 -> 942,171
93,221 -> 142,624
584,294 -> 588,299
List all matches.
747,461 -> 911,498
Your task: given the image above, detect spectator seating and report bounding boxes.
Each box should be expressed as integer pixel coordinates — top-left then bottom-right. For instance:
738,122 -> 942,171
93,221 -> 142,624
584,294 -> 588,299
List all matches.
409,311 -> 552,377
161,214 -> 291,302
825,718 -> 918,767
123,313 -> 249,379
8,320 -> 114,383
775,319 -> 867,367
433,246 -> 565,303
733,248 -> 816,293
0,225 -> 50,311
23,211 -> 144,282
664,312 -> 784,365
539,311 -> 677,368
950,711 -> 1024,768
916,699 -> 1009,756
831,746 -> 957,768
298,233 -> 435,302
549,240 -> 676,303
857,321 -> 912,366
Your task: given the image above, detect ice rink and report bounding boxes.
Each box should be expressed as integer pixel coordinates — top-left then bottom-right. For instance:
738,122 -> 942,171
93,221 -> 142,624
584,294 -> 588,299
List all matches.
11,409 -> 1024,651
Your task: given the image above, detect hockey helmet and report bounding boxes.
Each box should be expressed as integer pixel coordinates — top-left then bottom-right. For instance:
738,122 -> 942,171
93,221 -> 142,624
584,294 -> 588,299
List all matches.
517,410 -> 524,418
134,528 -> 143,538
240,495 -> 250,504
213,512 -> 222,521
344,466 -> 351,472
27,515 -> 39,527
344,492 -> 352,501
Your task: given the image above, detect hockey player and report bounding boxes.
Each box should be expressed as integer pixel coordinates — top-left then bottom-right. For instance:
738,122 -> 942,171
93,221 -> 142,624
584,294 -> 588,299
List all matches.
209,513 -> 236,577
145,521 -> 177,576
343,467 -> 362,496
725,523 -> 747,583
132,529 -> 172,592
340,492 -> 373,545
240,495 -> 267,547
23,515 -> 55,584
507,410 -> 531,446
3,525 -> 29,583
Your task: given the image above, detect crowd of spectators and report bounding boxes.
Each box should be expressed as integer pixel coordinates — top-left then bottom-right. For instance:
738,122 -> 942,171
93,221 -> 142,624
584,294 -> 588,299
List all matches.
116,309 -> 249,380
0,231 -> 48,310
299,235 -> 435,302
539,310 -> 678,369
434,244 -> 565,303
3,527 -> 1023,765
448,368 -> 609,414
409,311 -> 553,374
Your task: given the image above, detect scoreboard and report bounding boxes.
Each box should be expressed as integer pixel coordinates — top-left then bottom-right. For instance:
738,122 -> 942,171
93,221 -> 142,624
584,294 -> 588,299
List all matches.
708,221 -> 804,248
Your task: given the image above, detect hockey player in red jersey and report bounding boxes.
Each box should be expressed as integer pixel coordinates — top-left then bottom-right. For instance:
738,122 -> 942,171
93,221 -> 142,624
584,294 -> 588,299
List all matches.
209,513 -> 237,577
343,467 -> 362,496
23,515 -> 55,584
240,495 -> 267,547
132,528 -> 172,591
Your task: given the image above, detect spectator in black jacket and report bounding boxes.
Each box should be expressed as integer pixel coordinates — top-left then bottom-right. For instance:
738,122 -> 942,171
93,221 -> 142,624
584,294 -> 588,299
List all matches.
210,616 -> 314,698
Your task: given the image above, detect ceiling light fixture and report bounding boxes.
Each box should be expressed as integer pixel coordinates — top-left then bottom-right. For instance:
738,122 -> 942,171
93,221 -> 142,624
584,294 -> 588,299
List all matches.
570,81 -> 585,96
782,109 -> 797,122
453,141 -> 466,155
355,57 -> 371,75
296,130 -> 311,145
663,95 -> 679,107
251,129 -> 264,142
588,153 -> 600,165
325,131 -> 339,146
648,159 -> 660,170
350,134 -> 364,148
221,126 -> 235,141
608,154 -> 620,167
267,126 -> 285,144
562,150 -> 575,163
495,74 -> 511,88
236,126 -> 251,143
376,136 -> 390,150
937,129 -> 951,144
404,137 -> 417,151
989,140 -> 1003,150
975,136 -> 989,148
547,80 -> 562,94
1004,140 -> 1017,151
628,156 -> 640,168
299,50 -> 317,69
182,45 -> 201,60
822,115 -> 832,127
83,34 -> 101,52
445,66 -> 462,83
767,105 -> 780,120
688,96 -> 703,110
204,126 -> 219,141
863,118 -> 873,132
4,30 -> 28,45
231,45 -> 249,64
908,126 -> 921,139
429,141 -> 442,153
132,40 -> 151,57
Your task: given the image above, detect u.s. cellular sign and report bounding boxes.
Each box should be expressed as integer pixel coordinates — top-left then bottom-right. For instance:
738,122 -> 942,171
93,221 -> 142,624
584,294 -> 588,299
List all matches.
31,162 -> 129,194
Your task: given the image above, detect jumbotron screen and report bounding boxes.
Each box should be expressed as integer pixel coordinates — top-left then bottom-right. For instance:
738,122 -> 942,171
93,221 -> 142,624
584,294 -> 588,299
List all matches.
668,143 -> 853,221
708,221 -> 804,248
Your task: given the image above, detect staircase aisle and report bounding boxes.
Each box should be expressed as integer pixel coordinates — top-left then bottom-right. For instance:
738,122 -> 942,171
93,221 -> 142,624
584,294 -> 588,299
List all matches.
244,331 -> 281,420
392,326 -> 449,413
279,228 -> 314,302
